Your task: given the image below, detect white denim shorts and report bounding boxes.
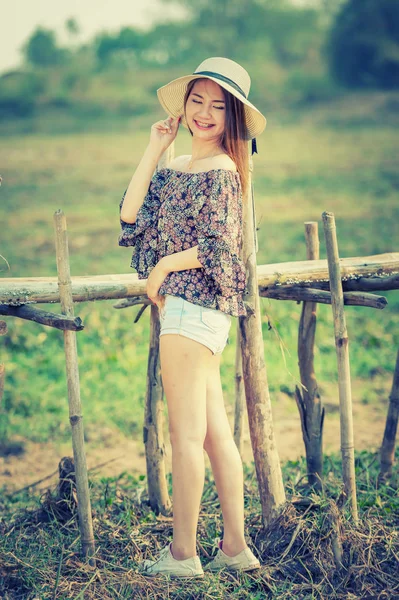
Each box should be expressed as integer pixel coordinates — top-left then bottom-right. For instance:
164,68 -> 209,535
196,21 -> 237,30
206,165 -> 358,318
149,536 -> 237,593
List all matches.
159,294 -> 232,355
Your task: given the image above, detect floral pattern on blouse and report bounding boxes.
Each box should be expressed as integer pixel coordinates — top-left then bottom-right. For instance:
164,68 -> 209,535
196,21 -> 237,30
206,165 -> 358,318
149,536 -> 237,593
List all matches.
118,167 -> 247,317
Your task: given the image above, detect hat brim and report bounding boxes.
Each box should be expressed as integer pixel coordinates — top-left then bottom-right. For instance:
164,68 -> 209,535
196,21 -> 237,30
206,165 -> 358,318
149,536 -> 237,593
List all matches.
157,74 -> 266,140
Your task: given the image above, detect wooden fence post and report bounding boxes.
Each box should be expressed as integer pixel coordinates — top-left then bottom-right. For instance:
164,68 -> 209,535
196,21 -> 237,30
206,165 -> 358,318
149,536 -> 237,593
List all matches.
54,210 -> 96,561
322,211 -> 358,523
0,321 -> 7,416
143,143 -> 174,513
295,222 -> 325,489
234,323 -> 245,459
240,155 -> 286,526
379,347 -> 399,483
144,304 -> 172,515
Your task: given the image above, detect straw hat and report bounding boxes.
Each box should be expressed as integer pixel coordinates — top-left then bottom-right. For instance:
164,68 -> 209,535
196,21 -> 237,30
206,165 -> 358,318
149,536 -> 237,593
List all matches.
157,57 -> 267,140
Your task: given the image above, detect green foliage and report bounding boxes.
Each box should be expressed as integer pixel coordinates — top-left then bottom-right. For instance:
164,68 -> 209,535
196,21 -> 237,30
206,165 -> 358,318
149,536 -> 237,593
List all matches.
0,0 -> 397,125
259,4 -> 321,67
0,70 -> 46,117
158,0 -> 323,67
326,0 -> 399,89
138,23 -> 194,67
65,17 -> 80,38
95,27 -> 151,69
282,70 -> 343,105
22,26 -> 67,68
0,0 -> 340,122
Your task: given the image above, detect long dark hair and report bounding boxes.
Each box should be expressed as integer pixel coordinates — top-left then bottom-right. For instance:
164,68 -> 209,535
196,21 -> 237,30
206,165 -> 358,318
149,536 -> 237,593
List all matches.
183,78 -> 250,201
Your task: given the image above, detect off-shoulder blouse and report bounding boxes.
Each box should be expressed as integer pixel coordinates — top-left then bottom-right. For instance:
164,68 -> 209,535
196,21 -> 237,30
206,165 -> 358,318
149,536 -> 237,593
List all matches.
118,167 -> 247,317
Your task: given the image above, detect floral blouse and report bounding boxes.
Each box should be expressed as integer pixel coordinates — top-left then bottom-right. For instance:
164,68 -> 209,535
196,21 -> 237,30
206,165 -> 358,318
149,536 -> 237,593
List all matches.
118,167 -> 247,317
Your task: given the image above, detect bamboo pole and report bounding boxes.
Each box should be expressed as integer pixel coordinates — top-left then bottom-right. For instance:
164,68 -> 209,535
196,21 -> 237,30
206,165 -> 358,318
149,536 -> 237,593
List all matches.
0,321 -> 7,410
261,288 -> 387,309
379,347 -> 399,483
1,253 -> 398,306
322,211 -> 358,523
53,209 -> 96,561
0,364 -> 4,413
143,144 -> 174,514
0,304 -> 84,330
233,323 -> 245,458
115,289 -> 386,309
294,222 -> 325,490
240,156 -> 286,526
327,273 -> 399,292
113,296 -> 151,310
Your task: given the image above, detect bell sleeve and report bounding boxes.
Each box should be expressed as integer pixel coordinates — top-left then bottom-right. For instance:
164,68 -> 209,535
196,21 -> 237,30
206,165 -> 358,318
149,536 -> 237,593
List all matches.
118,171 -> 164,278
195,170 -> 247,300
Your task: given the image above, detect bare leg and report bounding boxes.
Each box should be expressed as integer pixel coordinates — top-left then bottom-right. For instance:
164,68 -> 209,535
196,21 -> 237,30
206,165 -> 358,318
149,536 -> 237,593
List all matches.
203,354 -> 247,557
160,333 -> 211,560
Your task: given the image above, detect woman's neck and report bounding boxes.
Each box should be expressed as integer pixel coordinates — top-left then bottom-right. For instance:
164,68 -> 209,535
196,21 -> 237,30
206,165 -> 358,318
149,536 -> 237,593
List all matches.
190,138 -> 222,162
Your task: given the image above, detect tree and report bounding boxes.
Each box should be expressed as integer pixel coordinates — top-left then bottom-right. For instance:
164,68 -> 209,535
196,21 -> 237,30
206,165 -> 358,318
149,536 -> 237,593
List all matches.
65,18 -> 80,43
22,27 -> 65,67
326,0 -> 399,88
95,27 -> 150,67
0,71 -> 45,117
158,0 -> 321,67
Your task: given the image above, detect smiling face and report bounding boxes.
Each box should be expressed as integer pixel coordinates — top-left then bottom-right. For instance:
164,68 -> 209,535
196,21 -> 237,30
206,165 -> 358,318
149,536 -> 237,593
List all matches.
184,79 -> 226,142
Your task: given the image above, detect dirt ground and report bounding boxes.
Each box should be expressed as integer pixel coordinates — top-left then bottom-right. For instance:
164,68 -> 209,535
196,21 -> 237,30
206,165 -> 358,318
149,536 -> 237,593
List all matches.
0,375 -> 392,495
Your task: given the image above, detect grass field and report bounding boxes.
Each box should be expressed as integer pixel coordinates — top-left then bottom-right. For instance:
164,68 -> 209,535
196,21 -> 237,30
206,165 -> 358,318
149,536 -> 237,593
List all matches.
0,93 -> 398,598
1,98 -> 398,452
1,450 -> 398,598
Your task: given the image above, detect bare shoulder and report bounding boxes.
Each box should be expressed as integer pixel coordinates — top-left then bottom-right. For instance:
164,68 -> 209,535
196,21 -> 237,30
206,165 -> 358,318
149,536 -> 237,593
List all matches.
167,155 -> 190,170
211,154 -> 237,172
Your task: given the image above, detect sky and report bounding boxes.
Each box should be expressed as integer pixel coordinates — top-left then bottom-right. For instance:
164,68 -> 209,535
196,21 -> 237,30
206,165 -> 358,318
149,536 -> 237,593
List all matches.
0,0 -> 187,75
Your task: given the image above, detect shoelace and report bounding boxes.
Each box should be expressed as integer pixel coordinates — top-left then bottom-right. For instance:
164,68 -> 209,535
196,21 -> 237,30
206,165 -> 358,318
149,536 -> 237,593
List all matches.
143,544 -> 170,568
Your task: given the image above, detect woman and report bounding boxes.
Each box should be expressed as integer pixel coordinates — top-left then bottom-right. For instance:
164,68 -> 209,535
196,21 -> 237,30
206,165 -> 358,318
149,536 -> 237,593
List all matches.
119,57 -> 266,578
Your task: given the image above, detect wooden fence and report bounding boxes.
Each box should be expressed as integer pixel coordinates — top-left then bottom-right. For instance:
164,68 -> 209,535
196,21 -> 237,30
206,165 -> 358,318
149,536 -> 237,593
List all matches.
1,147 -> 398,560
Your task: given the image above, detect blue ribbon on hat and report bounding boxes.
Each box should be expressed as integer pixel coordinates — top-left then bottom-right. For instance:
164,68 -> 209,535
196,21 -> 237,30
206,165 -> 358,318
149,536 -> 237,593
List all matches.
194,70 -> 247,98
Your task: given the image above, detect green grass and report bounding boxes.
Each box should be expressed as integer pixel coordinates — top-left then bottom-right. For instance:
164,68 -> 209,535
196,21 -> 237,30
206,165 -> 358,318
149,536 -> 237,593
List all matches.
1,449 -> 398,598
0,108 -> 398,448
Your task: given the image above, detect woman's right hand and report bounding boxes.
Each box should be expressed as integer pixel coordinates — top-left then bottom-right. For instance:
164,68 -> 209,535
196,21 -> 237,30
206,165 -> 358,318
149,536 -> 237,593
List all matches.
149,116 -> 181,155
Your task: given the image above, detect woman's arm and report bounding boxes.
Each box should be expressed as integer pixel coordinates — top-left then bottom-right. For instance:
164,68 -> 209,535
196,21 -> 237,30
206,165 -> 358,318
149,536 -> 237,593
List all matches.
121,117 -> 181,224
146,246 -> 202,308
120,143 -> 163,224
159,246 -> 203,274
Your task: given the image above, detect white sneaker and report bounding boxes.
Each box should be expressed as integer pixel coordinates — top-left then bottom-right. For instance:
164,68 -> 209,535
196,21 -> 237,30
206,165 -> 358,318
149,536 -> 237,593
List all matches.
204,537 -> 261,573
138,542 -> 204,579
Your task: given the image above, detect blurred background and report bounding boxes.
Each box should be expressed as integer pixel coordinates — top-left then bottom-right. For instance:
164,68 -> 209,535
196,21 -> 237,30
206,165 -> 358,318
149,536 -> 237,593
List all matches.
1,0 -> 398,490
1,0 -> 399,132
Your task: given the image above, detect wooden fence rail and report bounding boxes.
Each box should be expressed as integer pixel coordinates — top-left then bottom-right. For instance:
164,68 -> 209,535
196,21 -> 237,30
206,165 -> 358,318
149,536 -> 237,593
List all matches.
1,252 -> 398,306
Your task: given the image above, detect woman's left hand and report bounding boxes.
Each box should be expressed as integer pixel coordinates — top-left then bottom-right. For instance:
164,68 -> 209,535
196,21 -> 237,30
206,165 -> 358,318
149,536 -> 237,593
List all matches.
146,259 -> 169,312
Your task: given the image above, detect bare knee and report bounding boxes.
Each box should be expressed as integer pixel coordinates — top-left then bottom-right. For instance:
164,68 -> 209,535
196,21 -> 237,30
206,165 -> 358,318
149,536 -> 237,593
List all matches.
170,427 -> 207,448
203,433 -> 234,457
